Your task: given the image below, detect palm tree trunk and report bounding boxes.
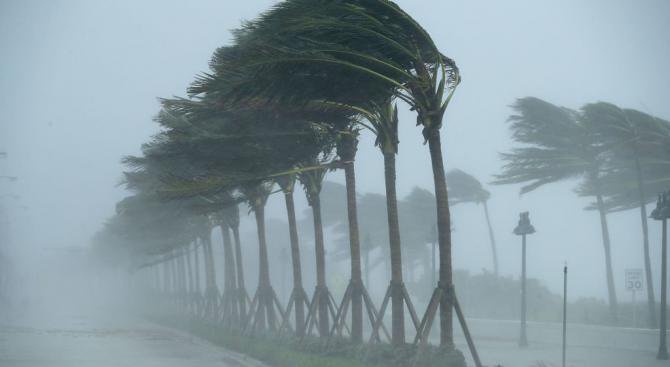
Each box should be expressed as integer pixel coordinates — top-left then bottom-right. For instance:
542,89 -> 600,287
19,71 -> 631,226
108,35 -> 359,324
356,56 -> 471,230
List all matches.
194,240 -> 201,294
311,195 -> 330,337
426,128 -> 454,346
179,249 -> 188,308
482,201 -> 499,276
162,261 -> 170,293
384,152 -> 405,345
284,190 -> 306,336
220,224 -> 237,293
185,244 -> 194,295
170,250 -> 179,294
231,222 -> 247,319
596,193 -> 619,323
203,235 -> 218,295
182,249 -> 188,294
634,156 -> 656,327
177,249 -> 185,295
344,160 -> 364,342
220,223 -> 239,321
253,203 -> 273,329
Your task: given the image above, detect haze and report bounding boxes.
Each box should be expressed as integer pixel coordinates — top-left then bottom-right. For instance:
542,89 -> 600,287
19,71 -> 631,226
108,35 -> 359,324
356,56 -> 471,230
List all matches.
1,1 -> 669,367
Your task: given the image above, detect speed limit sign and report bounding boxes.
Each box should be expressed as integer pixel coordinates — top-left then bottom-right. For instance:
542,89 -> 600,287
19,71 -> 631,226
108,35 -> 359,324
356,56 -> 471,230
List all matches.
625,269 -> 644,291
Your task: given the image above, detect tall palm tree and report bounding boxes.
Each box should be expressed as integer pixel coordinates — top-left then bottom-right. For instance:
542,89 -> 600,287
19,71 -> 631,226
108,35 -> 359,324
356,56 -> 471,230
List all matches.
365,101 -> 418,345
214,211 -> 239,325
275,174 -> 309,337
298,158 -> 335,337
334,128 -> 368,342
447,169 -> 499,276
494,97 -> 618,321
240,182 -> 287,332
580,103 -> 670,327
220,203 -> 249,323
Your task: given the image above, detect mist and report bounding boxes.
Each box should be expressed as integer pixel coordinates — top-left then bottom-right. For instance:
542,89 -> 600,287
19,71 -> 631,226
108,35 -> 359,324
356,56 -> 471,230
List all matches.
2,1 -> 670,367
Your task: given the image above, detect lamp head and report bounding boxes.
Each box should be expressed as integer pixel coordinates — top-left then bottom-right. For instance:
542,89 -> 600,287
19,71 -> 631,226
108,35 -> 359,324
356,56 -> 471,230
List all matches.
514,211 -> 536,235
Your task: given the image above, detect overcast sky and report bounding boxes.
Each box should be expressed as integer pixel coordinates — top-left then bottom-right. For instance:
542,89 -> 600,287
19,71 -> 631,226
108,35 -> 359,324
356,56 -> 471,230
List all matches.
2,0 -> 669,300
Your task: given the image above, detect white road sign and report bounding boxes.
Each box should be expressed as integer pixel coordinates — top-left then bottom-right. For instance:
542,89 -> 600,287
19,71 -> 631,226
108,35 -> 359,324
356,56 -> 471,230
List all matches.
625,269 -> 644,291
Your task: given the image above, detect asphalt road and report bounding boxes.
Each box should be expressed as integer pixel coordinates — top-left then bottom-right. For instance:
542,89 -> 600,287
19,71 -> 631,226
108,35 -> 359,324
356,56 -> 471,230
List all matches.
1,305 -> 667,367
0,312 -> 266,367
454,318 -> 669,367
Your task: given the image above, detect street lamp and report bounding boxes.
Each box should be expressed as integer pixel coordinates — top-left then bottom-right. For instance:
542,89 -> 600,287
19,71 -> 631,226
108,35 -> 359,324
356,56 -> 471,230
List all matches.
651,191 -> 670,360
514,211 -> 535,347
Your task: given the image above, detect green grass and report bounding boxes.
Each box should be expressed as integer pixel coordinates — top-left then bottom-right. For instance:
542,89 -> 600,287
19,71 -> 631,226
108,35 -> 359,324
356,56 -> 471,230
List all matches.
152,315 -> 466,367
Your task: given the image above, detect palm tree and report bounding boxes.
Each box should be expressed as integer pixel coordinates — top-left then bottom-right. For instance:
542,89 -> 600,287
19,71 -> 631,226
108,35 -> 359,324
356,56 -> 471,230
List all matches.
580,103 -> 670,327
239,182 -> 287,332
214,210 -> 239,325
334,128 -> 367,341
220,203 -> 249,324
298,158 -> 336,337
447,169 -> 499,276
275,174 -> 309,336
364,101 -> 418,345
493,97 -> 618,322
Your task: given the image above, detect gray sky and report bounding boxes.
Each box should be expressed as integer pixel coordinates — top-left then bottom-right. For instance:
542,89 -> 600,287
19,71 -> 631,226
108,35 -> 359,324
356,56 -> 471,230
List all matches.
2,0 -> 669,301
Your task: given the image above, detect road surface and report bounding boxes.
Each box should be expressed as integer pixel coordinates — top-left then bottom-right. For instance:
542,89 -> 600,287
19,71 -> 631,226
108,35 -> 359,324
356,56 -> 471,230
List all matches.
0,311 -> 267,367
454,318 -> 668,367
1,305 -> 667,367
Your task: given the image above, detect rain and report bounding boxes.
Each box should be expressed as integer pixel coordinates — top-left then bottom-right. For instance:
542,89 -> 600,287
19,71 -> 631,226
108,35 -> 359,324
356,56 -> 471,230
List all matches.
1,1 -> 670,367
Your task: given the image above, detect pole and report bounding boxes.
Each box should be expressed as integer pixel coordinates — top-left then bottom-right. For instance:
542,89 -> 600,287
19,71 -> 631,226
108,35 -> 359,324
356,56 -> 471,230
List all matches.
562,263 -> 567,367
658,218 -> 668,360
632,290 -> 637,328
520,233 -> 528,347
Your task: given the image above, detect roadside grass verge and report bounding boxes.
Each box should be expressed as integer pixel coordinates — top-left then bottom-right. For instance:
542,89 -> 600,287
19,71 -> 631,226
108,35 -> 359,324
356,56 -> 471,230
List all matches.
152,315 -> 466,367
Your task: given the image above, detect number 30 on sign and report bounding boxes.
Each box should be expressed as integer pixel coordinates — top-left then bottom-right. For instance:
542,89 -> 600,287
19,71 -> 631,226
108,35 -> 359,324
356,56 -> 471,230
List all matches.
625,269 -> 644,291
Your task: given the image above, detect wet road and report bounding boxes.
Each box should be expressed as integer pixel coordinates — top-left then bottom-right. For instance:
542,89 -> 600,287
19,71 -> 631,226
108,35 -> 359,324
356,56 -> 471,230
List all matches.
0,313 -> 266,367
455,318 -> 669,367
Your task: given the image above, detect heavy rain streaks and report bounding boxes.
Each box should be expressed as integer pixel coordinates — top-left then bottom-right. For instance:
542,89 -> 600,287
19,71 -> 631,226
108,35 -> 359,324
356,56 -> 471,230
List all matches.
1,1 -> 670,367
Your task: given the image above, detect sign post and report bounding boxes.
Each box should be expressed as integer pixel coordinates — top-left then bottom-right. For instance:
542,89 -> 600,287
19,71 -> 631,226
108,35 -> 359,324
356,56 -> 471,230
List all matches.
562,263 -> 568,367
625,268 -> 644,327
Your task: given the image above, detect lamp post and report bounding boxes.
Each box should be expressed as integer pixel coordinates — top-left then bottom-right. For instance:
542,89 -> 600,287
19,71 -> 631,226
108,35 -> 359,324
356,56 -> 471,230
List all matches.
514,211 -> 535,347
652,191 -> 670,360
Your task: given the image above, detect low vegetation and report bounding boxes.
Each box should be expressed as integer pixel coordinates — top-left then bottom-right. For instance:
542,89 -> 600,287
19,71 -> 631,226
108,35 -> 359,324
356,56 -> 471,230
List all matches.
154,315 -> 466,367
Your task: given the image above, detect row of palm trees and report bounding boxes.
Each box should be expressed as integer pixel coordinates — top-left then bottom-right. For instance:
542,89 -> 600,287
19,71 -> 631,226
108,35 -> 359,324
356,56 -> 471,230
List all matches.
94,0 -> 467,350
494,97 -> 670,327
